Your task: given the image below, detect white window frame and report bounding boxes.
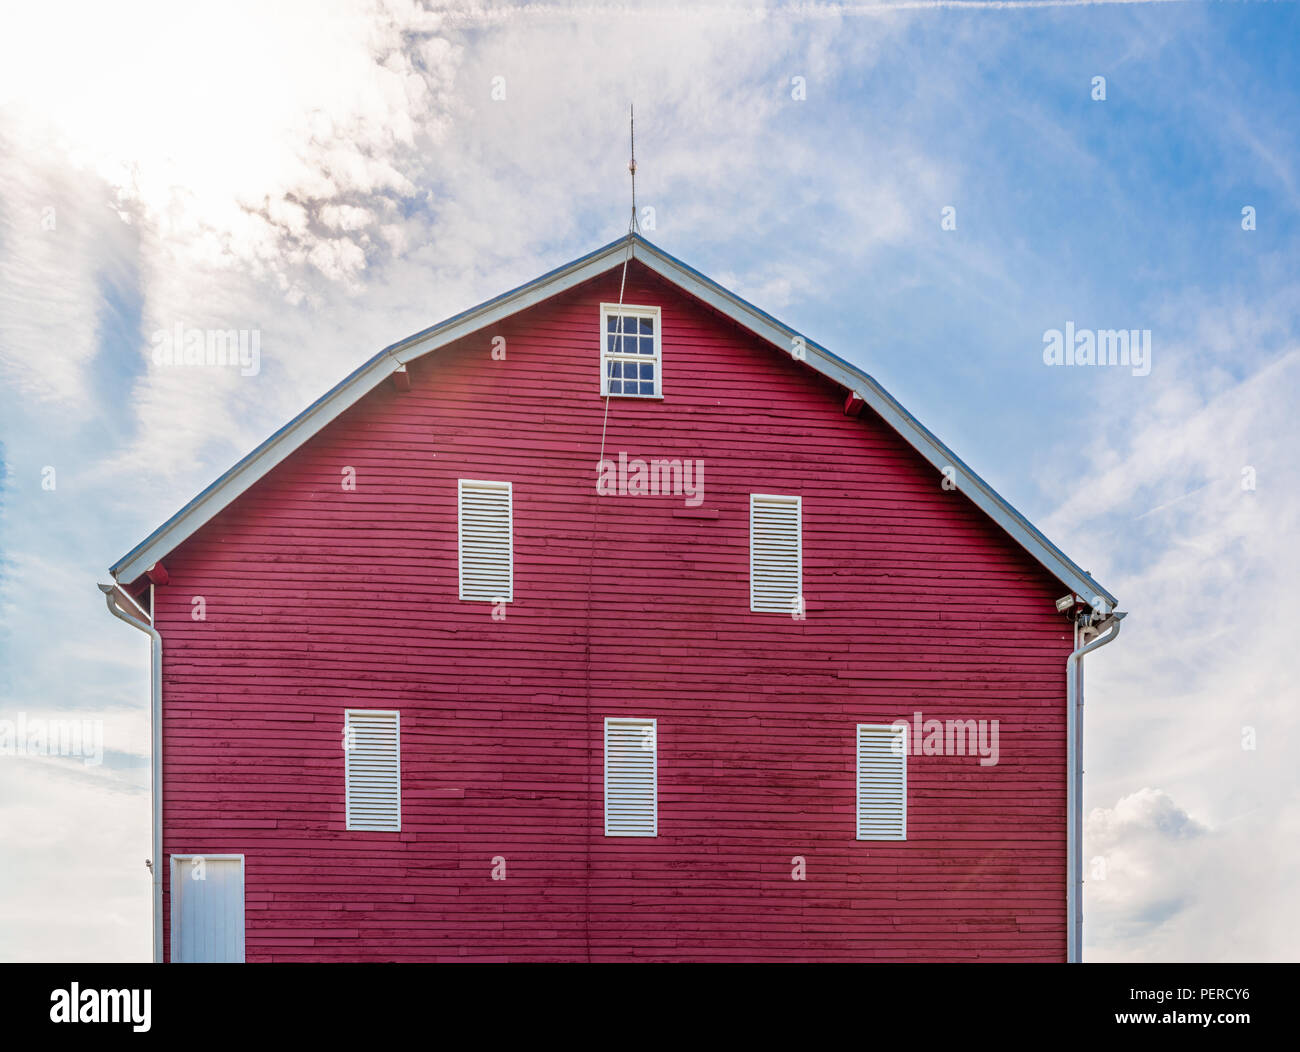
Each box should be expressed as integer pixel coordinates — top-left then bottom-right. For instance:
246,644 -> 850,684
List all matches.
599,303 -> 662,398
457,478 -> 513,603
749,493 -> 803,614
604,717 -> 658,837
856,723 -> 907,841
344,708 -> 401,832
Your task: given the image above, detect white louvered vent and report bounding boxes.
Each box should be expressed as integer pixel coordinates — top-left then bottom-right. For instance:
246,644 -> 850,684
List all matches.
604,718 -> 657,837
344,709 -> 400,832
458,479 -> 513,602
750,493 -> 802,613
856,723 -> 906,841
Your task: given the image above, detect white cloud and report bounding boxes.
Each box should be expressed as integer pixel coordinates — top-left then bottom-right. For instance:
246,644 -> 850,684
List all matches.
1086,787 -> 1300,962
1051,289 -> 1300,960
0,759 -> 150,962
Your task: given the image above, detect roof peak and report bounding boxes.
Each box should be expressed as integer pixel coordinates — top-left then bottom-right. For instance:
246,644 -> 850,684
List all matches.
110,235 -> 1115,611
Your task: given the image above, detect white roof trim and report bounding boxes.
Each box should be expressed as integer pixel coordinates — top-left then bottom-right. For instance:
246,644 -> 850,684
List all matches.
111,234 -> 1115,610
110,238 -> 636,584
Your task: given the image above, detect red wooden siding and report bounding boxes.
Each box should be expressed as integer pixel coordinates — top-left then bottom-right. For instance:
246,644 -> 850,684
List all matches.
152,260 -> 1074,961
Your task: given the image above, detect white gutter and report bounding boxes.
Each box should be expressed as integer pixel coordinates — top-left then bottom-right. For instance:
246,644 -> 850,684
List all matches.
1066,610 -> 1125,963
99,582 -> 163,964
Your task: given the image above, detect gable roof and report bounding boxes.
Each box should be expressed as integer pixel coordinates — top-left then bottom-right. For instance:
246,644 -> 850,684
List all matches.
109,233 -> 1117,612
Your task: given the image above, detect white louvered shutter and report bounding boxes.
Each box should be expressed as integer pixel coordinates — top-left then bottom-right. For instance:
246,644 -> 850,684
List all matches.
604,718 -> 657,836
856,723 -> 906,840
458,479 -> 513,602
750,494 -> 802,613
345,709 -> 400,832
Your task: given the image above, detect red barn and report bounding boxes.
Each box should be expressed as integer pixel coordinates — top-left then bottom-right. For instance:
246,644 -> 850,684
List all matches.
101,234 -> 1123,963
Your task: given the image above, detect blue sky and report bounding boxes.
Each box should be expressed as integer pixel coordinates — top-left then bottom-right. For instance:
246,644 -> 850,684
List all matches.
1,0 -> 1297,961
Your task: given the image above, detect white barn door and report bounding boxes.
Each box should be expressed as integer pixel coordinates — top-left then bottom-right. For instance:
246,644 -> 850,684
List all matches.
170,855 -> 245,962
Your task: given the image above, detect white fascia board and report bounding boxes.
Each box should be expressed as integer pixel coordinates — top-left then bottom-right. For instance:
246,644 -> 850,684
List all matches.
111,352 -> 400,583
113,233 -> 1114,610
111,238 -> 634,584
387,242 -> 632,366
630,239 -> 1117,611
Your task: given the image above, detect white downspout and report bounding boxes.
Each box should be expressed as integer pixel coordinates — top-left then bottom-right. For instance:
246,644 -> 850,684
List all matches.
1066,610 -> 1125,963
100,582 -> 164,964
